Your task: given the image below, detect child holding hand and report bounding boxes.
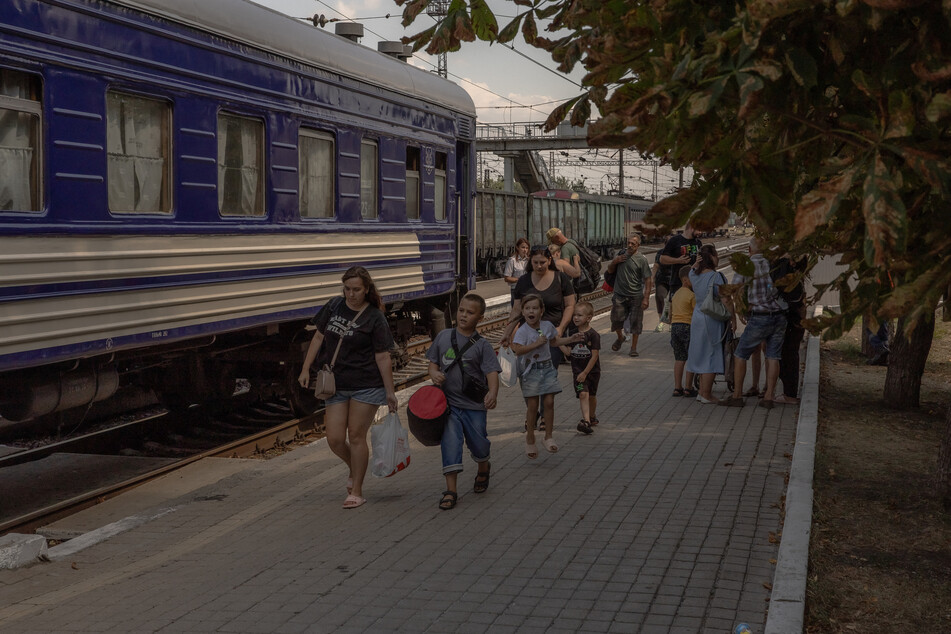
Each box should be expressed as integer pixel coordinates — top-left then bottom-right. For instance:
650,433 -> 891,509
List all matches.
510,294 -> 578,458
564,301 -> 601,434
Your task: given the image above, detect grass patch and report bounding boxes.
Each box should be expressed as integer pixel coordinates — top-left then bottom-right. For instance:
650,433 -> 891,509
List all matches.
806,321 -> 951,632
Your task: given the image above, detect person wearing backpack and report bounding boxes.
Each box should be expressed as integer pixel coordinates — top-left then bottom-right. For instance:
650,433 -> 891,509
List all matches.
605,234 -> 653,357
546,228 -> 581,283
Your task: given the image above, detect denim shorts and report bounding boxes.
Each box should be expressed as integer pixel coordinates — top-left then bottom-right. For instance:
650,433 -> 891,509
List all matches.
440,406 -> 490,474
734,314 -> 787,361
519,361 -> 562,398
324,386 -> 387,406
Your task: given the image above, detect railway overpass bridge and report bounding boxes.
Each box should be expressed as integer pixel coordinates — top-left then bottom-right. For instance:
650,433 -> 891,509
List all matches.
475,121 -> 660,195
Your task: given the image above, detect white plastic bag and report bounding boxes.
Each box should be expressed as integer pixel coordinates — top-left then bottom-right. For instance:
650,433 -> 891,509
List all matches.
370,412 -> 411,478
498,346 -> 518,388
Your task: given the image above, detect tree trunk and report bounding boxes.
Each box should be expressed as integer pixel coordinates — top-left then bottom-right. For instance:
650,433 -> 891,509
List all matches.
937,404 -> 951,509
883,315 -> 935,408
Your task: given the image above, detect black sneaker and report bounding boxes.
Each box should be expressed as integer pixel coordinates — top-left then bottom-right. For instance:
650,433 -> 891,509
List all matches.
577,420 -> 593,435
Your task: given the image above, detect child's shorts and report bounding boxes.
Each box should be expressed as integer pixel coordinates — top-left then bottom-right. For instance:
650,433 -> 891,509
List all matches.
670,322 -> 690,362
519,360 -> 562,398
572,371 -> 600,398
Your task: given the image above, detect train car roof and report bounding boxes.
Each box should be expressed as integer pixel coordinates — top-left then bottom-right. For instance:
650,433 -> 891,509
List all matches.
111,0 -> 476,117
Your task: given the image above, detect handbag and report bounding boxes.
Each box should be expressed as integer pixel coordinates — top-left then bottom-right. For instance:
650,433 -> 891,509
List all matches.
700,282 -> 731,322
660,300 -> 672,325
313,302 -> 368,400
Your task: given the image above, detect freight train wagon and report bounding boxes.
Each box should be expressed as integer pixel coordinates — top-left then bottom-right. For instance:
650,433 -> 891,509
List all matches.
0,0 -> 477,421
474,189 -> 653,278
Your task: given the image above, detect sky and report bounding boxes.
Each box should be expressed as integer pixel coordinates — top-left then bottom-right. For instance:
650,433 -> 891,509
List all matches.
249,0 -> 686,198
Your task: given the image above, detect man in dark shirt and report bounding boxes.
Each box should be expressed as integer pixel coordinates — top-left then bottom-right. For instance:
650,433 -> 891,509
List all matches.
659,224 -> 703,296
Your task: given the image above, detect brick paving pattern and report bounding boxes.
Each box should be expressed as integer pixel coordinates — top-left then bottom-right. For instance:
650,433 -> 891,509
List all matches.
0,325 -> 797,633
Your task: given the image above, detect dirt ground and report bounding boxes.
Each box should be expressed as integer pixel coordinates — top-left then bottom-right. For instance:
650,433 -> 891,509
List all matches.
806,319 -> 951,632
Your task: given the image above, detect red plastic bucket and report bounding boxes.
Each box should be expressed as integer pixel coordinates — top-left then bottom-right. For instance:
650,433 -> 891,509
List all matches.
406,385 -> 449,446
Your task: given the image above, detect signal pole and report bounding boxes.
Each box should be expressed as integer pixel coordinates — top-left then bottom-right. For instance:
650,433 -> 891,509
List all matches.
427,1 -> 449,77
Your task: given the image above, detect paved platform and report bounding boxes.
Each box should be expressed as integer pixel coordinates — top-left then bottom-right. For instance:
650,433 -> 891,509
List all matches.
0,310 -> 801,633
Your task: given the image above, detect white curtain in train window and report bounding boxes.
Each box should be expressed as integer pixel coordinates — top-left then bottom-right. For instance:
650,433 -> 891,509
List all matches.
0,111 -> 36,211
0,72 -> 39,211
434,152 -> 447,221
106,93 -> 167,212
299,132 -> 334,218
360,139 -> 378,219
218,114 -> 263,216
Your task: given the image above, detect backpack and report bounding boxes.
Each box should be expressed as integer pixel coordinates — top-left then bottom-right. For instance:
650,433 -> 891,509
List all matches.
566,239 -> 602,294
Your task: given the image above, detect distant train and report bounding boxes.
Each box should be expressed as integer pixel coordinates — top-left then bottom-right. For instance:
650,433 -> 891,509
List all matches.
474,189 -> 655,278
0,0 -> 477,420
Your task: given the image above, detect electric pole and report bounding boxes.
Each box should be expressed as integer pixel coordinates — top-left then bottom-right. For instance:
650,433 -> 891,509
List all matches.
426,1 -> 449,77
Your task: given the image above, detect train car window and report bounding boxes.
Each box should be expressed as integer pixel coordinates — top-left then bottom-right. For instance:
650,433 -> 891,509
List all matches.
299,130 -> 334,219
217,113 -> 264,216
434,151 -> 447,221
0,69 -> 42,212
106,92 -> 170,214
360,139 -> 378,219
406,146 -> 420,220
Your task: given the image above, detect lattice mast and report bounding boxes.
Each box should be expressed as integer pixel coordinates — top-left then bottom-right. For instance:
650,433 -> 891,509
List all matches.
426,0 -> 449,77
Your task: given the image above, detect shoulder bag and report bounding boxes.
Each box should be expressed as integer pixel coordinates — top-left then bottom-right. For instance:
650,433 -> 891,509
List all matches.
700,274 -> 731,322
313,302 -> 369,400
450,330 -> 489,402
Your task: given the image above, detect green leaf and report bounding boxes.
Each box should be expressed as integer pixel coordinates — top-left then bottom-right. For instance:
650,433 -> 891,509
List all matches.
893,146 -> 951,198
736,72 -> 764,119
399,0 -> 430,26
862,152 -> 907,267
469,0 -> 498,41
925,91 -> 951,123
794,164 -> 861,240
785,47 -> 818,90
884,91 -> 914,139
496,15 -> 523,44
521,11 -> 538,45
729,252 -> 756,278
570,97 -> 591,127
687,77 -> 727,117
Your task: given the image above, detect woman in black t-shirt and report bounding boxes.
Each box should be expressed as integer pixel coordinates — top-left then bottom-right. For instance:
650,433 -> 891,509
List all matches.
298,266 -> 397,510
500,245 -> 576,366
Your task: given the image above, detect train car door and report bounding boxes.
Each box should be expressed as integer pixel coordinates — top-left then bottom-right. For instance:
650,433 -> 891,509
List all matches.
456,140 -> 474,290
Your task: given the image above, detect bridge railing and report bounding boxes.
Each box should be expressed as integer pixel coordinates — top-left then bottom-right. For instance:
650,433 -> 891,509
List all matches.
476,120 -> 594,141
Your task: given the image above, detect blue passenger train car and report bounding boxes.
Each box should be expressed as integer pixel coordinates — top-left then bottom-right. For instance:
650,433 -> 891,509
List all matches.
0,0 -> 477,420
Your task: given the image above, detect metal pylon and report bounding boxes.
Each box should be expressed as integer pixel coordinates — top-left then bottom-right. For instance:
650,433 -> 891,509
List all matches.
427,0 -> 449,77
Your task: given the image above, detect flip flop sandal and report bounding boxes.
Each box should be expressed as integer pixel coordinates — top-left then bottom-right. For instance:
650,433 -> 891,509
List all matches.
672,388 -> 685,397
590,417 -> 600,426
611,336 -> 625,352
438,491 -> 457,510
342,494 -> 366,509
473,463 -> 491,493
629,350 -> 639,357
758,398 -> 774,410
543,437 -> 559,453
684,389 -> 698,398
525,441 -> 538,459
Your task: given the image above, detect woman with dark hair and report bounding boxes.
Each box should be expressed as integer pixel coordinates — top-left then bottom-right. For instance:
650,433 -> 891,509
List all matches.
500,245 -> 576,434
503,238 -> 530,305
501,245 -> 576,356
298,266 -> 397,509
686,244 -> 734,404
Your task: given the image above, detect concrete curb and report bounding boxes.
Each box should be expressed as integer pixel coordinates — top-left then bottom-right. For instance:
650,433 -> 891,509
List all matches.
764,310 -> 822,633
0,533 -> 48,569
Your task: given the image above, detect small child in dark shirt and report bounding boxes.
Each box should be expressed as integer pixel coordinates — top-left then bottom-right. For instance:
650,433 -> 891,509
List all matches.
564,301 -> 601,434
